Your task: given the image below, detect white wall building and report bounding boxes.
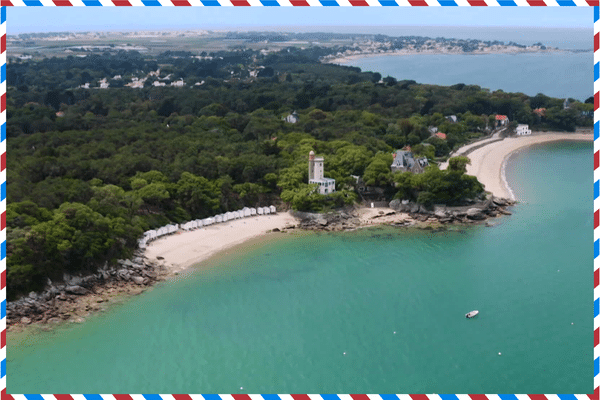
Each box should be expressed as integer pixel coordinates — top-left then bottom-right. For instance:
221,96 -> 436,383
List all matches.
516,124 -> 532,136
308,151 -> 336,195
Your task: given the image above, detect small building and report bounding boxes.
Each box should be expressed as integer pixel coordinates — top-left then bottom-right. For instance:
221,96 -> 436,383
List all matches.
516,124 -> 531,136
308,151 -> 336,195
533,108 -> 546,117
269,205 -> 277,213
284,111 -> 299,124
391,150 -> 429,174
445,115 -> 458,123
435,132 -> 447,140
563,99 -> 571,110
495,115 -> 509,127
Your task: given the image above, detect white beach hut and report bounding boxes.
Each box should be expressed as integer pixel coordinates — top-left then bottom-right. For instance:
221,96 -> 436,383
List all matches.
264,207 -> 271,215
233,211 -> 240,219
250,208 -> 257,216
257,207 -> 264,215
215,214 -> 223,223
270,205 -> 276,213
243,207 -> 252,217
197,219 -> 204,228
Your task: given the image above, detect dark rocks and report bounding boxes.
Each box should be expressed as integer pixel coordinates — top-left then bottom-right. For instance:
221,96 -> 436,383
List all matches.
65,285 -> 88,295
466,208 -> 486,220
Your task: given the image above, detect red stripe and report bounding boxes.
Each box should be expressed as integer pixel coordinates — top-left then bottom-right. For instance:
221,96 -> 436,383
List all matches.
349,0 -> 369,4
54,395 -> 74,400
596,33 -> 599,52
230,0 -> 250,4
112,0 -> 132,5
526,0 -> 547,4
232,396 -> 251,400
52,0 -> 73,4
350,395 -> 370,400
2,388 -> 14,400
410,395 -> 431,400
467,0 -> 488,4
407,0 -> 428,4
1,270 -> 5,290
1,94 -> 5,113
1,153 -> 5,172
596,268 -> 599,289
595,327 -> 599,347
594,210 -> 599,229
1,211 -> 5,231
469,395 -> 491,400
291,395 -> 311,400
114,396 -> 133,400
171,0 -> 191,4
289,0 -> 310,4
0,36 -> 5,55
172,395 -> 192,400
595,92 -> 599,111
588,386 -> 599,400
1,329 -> 5,349
595,151 -> 599,170
529,395 -> 548,400
0,1 -> 12,5
586,0 -> 599,5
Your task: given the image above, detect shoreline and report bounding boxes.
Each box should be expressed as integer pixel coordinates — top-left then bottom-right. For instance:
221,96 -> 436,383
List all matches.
464,131 -> 593,199
8,131 -> 591,333
322,48 -> 566,65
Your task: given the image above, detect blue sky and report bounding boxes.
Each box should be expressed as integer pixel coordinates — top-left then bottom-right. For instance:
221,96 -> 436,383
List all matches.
8,7 -> 592,34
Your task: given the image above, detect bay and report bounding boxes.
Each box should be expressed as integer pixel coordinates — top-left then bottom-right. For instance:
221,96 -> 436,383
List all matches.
7,141 -> 591,394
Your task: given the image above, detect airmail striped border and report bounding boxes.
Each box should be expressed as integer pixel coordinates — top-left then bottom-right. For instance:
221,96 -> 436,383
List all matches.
0,3 -> 597,400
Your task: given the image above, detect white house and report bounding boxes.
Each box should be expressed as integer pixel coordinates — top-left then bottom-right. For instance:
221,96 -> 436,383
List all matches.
269,205 -> 277,213
284,111 -> 299,124
516,124 -> 531,136
308,151 -> 336,195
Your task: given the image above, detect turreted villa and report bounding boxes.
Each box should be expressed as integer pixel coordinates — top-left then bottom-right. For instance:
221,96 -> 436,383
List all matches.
308,151 -> 336,195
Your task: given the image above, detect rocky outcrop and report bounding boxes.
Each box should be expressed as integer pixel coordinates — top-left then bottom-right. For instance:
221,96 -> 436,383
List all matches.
7,251 -> 169,327
291,208 -> 362,231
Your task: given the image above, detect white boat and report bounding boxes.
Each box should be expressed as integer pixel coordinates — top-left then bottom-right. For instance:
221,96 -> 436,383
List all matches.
465,310 -> 479,319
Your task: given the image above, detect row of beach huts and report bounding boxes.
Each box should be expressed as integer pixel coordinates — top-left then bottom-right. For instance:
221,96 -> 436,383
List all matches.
137,205 -> 277,249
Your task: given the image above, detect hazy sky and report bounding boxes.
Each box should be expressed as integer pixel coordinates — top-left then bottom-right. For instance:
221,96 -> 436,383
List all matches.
8,7 -> 592,34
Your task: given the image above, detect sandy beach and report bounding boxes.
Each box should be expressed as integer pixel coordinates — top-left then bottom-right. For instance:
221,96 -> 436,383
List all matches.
144,212 -> 299,273
465,132 -> 593,199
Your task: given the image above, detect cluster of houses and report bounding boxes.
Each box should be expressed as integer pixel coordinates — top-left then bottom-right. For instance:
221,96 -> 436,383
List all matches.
137,205 -> 277,249
391,148 -> 429,174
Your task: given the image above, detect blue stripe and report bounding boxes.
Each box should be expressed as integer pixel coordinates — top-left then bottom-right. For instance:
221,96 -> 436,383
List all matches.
1,300 -> 5,319
1,359 -> 5,379
596,6 -> 599,23
24,395 -> 44,400
498,395 -> 518,400
438,0 -> 457,4
202,396 -> 223,400
321,396 -> 342,400
1,7 -> 5,24
260,0 -> 280,4
82,0 -> 102,4
556,0 -> 575,4
595,239 -> 599,258
380,396 -> 399,400
261,396 -> 281,400
595,121 -> 599,140
379,0 -> 398,4
142,395 -> 162,400
1,64 -> 5,84
558,395 -> 578,400
23,0 -> 43,5
1,124 -> 5,142
595,298 -> 599,317
596,357 -> 599,376
594,180 -> 599,199
84,396 -> 104,400
200,0 -> 221,4
319,0 -> 339,4
1,181 -> 5,202
439,396 -> 459,400
496,0 -> 516,4
595,63 -> 599,82
1,241 -> 5,261
141,0 -> 162,4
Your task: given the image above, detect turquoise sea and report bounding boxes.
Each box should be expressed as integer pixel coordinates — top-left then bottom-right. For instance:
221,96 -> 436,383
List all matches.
7,141 -> 591,394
